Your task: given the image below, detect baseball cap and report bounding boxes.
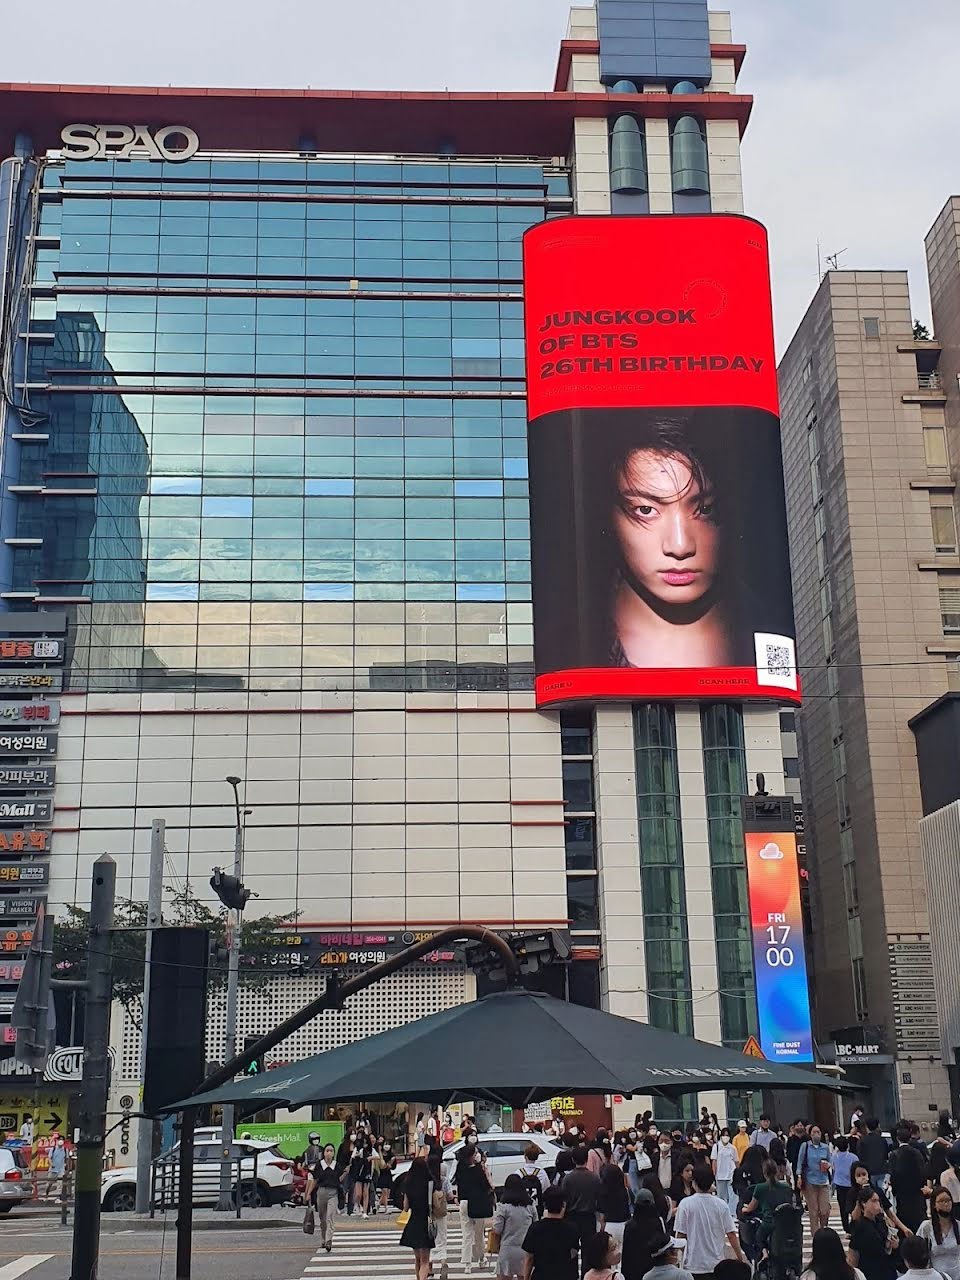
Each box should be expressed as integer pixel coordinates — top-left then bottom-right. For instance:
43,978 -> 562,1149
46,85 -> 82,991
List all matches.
650,1231 -> 685,1258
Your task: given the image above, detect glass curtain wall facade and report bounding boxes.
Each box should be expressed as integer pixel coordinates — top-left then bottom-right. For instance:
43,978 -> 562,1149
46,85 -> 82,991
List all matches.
633,703 -> 693,1035
20,156 -> 570,690
701,703 -> 758,1049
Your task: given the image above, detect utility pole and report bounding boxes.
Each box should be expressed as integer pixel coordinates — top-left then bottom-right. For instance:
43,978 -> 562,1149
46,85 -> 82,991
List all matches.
70,855 -> 116,1280
216,776 -> 245,1211
135,819 -> 165,1214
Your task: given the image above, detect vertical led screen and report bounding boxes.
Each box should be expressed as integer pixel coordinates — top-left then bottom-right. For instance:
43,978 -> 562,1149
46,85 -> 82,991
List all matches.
522,216 -> 800,708
744,829 -> 813,1062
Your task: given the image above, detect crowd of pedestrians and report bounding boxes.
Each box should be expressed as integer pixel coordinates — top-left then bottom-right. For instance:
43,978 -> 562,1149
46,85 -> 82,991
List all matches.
302,1107 -> 960,1280
300,1116 -> 400,1253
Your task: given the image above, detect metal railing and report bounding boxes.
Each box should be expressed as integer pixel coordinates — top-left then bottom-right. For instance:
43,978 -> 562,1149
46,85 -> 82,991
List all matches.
150,1148 -> 259,1218
25,1168 -> 73,1223
918,371 -> 944,390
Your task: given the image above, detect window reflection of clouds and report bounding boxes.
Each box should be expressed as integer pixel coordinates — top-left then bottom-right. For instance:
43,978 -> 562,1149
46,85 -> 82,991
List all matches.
41,157 -> 562,687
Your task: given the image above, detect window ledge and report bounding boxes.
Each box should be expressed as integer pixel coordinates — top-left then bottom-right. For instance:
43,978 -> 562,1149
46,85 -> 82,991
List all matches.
903,390 -> 948,404
918,558 -> 960,570
910,477 -> 955,491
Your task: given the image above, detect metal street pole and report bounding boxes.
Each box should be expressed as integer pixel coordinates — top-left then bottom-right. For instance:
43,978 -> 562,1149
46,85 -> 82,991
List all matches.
135,819 -> 165,1214
69,855 -> 116,1280
216,779 -> 244,1211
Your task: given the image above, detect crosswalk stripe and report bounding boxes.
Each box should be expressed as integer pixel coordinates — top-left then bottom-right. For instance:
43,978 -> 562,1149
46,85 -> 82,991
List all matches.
297,1209 -> 851,1279
0,1259 -> 55,1280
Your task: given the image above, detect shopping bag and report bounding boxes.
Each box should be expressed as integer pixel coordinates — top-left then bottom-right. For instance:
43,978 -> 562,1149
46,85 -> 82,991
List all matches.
302,1206 -> 315,1235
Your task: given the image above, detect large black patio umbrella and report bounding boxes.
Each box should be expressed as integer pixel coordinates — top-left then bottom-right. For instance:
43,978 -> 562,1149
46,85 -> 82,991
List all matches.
169,987 -> 834,1111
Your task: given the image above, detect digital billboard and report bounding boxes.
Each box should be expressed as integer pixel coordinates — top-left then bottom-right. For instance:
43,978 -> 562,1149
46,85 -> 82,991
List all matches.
522,215 -> 799,708
744,828 -> 813,1062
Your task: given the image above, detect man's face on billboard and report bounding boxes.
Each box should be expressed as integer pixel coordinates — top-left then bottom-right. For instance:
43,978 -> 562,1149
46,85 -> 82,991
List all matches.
612,448 -> 720,607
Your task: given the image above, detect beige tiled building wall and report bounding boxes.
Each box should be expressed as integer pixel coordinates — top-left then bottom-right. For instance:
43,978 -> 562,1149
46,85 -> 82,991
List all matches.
779,270 -> 950,1117
51,690 -> 568,929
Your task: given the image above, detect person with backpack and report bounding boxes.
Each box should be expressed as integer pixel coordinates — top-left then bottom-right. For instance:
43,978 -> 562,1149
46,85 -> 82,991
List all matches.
739,1158 -> 795,1258
517,1143 -> 549,1217
492,1174 -> 537,1280
797,1125 -> 833,1234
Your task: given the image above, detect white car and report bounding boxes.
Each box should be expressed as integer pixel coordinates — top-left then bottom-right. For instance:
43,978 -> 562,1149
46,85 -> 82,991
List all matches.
0,1148 -> 29,1214
100,1136 -> 294,1212
396,1132 -> 561,1192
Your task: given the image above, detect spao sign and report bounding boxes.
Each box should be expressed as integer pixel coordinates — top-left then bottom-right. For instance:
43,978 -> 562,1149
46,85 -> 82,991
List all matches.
60,124 -> 199,161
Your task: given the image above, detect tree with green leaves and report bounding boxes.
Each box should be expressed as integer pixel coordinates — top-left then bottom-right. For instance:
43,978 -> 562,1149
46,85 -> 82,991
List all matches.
52,884 -> 298,1030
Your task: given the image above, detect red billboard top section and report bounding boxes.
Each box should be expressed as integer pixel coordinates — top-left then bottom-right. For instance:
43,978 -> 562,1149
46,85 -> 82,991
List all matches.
522,215 -> 779,421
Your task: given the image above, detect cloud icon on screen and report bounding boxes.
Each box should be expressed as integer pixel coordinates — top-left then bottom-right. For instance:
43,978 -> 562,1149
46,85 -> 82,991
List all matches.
758,842 -> 785,861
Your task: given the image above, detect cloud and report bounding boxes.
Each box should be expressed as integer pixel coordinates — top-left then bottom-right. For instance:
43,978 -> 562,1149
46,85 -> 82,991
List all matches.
6,0 -> 957,354
757,842 -> 785,861
733,0 -> 960,350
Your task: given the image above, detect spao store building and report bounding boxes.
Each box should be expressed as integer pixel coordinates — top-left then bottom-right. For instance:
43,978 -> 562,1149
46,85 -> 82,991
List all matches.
0,1 -> 805,1125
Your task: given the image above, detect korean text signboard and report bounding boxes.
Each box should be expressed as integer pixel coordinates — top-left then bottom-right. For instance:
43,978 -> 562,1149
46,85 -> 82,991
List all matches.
0,766 -> 55,790
0,641 -> 62,664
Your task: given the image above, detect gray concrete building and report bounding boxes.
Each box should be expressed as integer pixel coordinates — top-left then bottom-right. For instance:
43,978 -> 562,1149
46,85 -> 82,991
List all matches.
779,268 -> 951,1123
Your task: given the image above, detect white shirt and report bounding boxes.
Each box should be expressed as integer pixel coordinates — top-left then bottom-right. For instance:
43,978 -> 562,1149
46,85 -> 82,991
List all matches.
918,1220 -> 960,1280
712,1140 -> 738,1182
19,1121 -> 32,1142
802,1270 -> 865,1280
674,1192 -> 736,1273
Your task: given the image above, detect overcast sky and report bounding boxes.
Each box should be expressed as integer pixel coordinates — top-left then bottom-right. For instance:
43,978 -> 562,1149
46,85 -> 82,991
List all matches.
5,0 -> 960,350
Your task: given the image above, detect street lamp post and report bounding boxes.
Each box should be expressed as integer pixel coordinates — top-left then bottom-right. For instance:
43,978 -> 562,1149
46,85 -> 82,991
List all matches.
216,775 -> 245,1212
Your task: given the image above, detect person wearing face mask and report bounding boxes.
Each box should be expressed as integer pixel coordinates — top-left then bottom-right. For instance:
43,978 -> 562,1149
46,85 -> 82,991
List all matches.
307,1143 -> 341,1254
623,1128 -> 651,1204
711,1129 -> 738,1213
349,1132 -> 373,1216
657,1136 -> 680,1193
732,1119 -> 750,1163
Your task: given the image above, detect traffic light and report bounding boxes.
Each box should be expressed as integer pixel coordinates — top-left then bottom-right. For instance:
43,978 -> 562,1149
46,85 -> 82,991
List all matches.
511,929 -> 572,972
464,929 -> 572,981
242,1034 -> 264,1076
209,867 -> 251,912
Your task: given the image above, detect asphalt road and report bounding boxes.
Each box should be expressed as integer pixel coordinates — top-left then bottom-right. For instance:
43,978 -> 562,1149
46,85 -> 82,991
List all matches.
0,1208 -> 322,1280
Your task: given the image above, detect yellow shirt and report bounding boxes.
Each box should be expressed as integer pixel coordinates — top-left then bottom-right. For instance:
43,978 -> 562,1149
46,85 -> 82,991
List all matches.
732,1132 -> 750,1162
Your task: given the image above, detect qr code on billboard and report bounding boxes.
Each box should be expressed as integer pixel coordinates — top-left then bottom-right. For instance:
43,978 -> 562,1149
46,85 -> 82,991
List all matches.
754,633 -> 798,690
765,644 -> 793,678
